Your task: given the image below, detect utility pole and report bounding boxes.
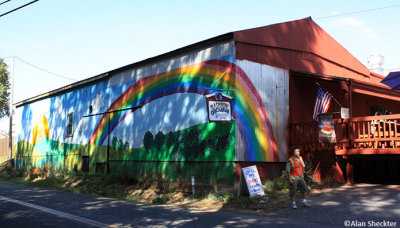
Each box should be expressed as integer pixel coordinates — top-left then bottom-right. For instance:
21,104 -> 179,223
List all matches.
9,55 -> 14,160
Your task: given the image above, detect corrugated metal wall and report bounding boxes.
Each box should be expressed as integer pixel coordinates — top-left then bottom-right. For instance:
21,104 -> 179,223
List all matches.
236,60 -> 289,162
14,38 -> 290,184
13,40 -> 237,178
108,42 -> 236,88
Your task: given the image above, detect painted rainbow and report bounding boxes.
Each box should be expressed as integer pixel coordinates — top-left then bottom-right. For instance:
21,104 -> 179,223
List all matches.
89,60 -> 278,162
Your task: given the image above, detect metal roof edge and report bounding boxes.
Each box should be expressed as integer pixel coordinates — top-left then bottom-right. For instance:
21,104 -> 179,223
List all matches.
15,72 -> 109,107
108,32 -> 234,76
292,70 -> 400,98
291,70 -> 349,81
15,32 -> 234,107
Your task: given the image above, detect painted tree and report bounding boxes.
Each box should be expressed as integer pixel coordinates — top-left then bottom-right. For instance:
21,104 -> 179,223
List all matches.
112,137 -> 119,150
123,141 -> 130,153
166,131 -> 180,148
181,129 -> 206,160
166,132 -> 175,148
0,59 -> 10,118
154,131 -> 165,150
143,131 -> 154,153
117,139 -> 123,152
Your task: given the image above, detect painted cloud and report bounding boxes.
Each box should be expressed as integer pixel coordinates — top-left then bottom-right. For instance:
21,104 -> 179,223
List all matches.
91,93 -> 105,111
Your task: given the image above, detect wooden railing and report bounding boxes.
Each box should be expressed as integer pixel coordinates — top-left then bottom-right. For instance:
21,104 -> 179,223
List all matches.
289,114 -> 400,154
349,114 -> 400,149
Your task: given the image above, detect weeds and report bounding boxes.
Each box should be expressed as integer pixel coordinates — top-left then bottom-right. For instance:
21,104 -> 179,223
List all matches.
0,161 -> 330,211
152,196 -> 168,204
262,171 -> 289,199
125,194 -> 142,202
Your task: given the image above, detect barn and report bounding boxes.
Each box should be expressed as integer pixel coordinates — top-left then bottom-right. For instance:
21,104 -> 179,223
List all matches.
13,17 -> 400,185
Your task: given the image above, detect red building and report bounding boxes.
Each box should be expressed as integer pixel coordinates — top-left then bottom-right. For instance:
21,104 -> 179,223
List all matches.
237,17 -> 400,183
14,17 -> 400,185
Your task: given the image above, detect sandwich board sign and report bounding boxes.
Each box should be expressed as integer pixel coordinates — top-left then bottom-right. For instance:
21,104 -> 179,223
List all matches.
205,92 -> 232,122
237,165 -> 265,197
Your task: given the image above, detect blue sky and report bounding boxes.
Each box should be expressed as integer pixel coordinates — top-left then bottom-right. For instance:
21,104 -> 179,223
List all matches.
1,0 -> 400,131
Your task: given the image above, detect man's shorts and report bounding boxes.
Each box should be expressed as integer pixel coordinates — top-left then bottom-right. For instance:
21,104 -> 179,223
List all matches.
289,178 -> 308,196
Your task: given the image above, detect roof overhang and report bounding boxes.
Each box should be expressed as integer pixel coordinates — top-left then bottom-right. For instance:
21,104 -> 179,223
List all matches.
292,70 -> 400,102
351,79 -> 400,102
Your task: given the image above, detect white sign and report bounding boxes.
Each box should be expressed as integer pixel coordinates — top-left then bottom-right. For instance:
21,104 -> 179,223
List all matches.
341,108 -> 350,119
208,101 -> 231,121
242,165 -> 265,197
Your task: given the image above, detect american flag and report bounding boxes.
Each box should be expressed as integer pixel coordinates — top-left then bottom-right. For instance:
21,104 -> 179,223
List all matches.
313,87 -> 333,120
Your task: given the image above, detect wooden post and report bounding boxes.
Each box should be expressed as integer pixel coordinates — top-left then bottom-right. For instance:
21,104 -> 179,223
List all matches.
348,80 -> 353,146
346,159 -> 354,184
342,80 -> 353,148
343,155 -> 354,184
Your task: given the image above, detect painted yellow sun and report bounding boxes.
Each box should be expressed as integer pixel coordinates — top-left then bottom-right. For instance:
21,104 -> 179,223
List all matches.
32,114 -> 50,145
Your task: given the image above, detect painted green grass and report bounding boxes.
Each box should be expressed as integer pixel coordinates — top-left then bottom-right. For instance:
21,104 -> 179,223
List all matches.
14,121 -> 236,182
122,122 -> 235,162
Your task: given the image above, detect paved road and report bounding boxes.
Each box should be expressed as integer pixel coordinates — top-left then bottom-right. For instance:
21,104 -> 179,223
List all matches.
0,182 -> 399,227
269,184 -> 400,227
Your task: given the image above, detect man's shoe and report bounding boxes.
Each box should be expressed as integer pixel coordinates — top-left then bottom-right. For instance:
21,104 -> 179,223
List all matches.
301,202 -> 311,207
291,203 -> 297,209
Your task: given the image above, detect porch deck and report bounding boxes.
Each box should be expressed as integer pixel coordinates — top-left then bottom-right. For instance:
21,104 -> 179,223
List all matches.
290,114 -> 400,156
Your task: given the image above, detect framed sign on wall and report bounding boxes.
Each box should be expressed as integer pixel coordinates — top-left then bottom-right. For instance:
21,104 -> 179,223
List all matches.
205,92 -> 233,123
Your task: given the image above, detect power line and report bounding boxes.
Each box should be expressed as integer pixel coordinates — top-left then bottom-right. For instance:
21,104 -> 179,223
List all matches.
0,0 -> 39,18
14,56 -> 78,82
0,0 -> 11,6
316,3 -> 400,19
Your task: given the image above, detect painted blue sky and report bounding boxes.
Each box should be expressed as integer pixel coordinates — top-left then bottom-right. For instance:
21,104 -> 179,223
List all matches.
1,0 -> 400,131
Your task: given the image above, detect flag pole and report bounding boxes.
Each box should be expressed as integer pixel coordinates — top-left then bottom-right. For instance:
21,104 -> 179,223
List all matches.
315,81 -> 343,108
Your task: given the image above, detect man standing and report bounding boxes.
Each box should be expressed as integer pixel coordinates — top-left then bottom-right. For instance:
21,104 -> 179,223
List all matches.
286,146 -> 311,209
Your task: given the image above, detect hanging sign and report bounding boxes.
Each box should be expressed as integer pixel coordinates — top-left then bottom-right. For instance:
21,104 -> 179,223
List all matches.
205,92 -> 232,122
341,108 -> 350,119
318,113 -> 337,143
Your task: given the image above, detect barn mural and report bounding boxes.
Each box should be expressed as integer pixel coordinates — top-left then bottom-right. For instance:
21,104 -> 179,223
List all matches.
14,48 -> 288,184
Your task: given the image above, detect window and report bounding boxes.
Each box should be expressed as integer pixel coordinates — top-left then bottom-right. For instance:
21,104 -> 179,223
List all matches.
67,113 -> 73,137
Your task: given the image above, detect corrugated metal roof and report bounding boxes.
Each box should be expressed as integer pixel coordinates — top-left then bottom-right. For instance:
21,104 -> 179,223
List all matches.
16,17 -> 386,107
234,17 -> 381,83
15,33 -> 233,107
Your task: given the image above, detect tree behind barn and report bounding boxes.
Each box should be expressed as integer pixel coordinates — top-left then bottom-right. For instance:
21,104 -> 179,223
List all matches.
0,59 -> 10,118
